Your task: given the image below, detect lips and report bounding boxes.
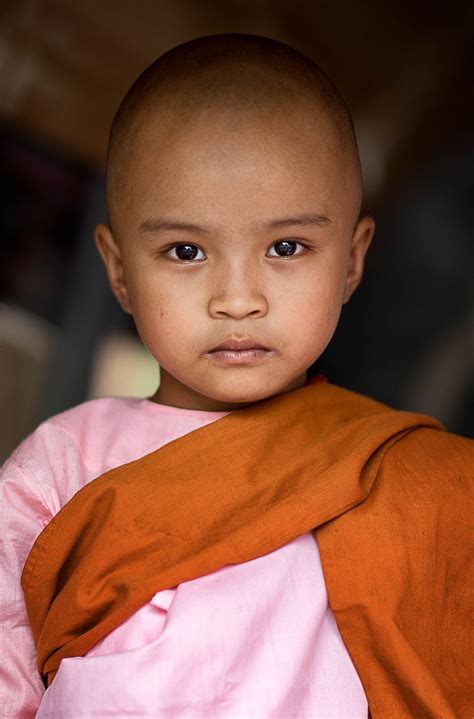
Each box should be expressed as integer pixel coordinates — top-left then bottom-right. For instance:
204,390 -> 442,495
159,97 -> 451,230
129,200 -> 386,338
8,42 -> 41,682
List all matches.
208,337 -> 271,352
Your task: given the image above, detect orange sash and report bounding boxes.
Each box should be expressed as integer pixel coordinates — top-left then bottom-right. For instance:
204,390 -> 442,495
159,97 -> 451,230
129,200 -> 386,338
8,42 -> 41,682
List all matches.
21,383 -> 473,717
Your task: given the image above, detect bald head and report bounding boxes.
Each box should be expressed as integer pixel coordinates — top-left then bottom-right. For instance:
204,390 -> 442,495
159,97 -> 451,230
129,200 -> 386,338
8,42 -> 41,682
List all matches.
106,34 -> 362,228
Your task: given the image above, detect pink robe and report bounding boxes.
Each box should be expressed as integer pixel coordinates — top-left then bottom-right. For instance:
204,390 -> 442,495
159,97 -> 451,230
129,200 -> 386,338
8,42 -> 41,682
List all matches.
1,397 -> 367,718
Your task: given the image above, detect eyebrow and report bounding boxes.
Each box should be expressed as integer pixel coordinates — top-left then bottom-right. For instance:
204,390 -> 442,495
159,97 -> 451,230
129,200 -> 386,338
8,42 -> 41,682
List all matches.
139,219 -> 211,235
268,213 -> 331,229
138,212 -> 331,235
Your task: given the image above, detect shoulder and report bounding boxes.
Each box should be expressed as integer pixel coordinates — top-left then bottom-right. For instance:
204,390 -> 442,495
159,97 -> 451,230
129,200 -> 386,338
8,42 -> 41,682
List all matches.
386,425 -> 473,483
378,426 -> 473,518
328,382 -> 473,491
45,396 -> 147,460
8,396 -> 142,467
2,397 -> 144,513
339,426 -> 474,581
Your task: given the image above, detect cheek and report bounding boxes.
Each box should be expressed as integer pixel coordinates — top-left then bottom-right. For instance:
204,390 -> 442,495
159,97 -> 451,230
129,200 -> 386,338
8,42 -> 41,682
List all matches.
286,264 -> 347,345
125,267 -> 170,319
293,262 -> 346,314
128,278 -> 200,357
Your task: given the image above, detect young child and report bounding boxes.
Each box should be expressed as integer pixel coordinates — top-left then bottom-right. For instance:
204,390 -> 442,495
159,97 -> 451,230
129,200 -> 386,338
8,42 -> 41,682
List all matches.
1,34 -> 472,719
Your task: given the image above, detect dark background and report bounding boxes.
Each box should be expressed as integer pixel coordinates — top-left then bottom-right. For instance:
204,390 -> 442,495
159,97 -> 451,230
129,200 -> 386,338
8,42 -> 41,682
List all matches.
1,0 -> 472,460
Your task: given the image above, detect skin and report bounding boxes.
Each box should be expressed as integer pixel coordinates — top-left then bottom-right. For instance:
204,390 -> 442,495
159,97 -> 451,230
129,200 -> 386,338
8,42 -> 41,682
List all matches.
96,105 -> 374,411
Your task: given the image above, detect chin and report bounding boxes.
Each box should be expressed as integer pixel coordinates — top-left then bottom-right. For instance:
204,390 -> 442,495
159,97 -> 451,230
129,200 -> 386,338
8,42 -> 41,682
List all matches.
201,377 -> 287,405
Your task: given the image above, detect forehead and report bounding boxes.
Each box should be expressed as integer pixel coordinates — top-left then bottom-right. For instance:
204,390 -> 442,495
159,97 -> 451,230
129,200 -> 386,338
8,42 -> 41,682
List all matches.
112,102 -> 360,231
140,104 -> 343,179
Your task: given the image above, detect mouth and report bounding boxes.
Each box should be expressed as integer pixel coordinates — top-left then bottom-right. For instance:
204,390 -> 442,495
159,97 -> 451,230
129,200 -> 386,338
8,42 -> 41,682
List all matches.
204,336 -> 275,365
205,348 -> 275,365
207,337 -> 272,352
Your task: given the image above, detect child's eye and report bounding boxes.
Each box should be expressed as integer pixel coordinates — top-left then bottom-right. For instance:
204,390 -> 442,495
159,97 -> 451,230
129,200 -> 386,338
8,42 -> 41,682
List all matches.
165,244 -> 206,262
267,240 -> 306,258
164,239 -> 307,263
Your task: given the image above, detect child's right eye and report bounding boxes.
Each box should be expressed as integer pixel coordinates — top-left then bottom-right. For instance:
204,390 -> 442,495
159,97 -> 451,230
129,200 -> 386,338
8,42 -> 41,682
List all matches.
164,244 -> 206,262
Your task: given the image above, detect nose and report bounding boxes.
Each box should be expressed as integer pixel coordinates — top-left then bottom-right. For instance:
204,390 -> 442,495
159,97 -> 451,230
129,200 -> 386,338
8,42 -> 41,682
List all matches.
208,266 -> 268,320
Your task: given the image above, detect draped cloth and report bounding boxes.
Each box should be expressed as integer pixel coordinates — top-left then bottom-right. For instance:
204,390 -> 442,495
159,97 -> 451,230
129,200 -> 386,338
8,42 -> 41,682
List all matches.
21,383 -> 474,717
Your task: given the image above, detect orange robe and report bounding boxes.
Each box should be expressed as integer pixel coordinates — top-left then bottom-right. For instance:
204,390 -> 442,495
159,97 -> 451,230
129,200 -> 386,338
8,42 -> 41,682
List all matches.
22,383 -> 474,717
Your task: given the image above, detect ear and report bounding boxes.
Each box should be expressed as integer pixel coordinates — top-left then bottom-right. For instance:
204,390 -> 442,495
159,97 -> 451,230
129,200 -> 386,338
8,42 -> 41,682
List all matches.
342,215 -> 375,304
95,223 -> 133,314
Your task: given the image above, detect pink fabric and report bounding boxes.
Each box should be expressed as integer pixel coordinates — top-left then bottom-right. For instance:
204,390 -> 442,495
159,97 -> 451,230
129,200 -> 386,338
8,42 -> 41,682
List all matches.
1,397 -> 368,718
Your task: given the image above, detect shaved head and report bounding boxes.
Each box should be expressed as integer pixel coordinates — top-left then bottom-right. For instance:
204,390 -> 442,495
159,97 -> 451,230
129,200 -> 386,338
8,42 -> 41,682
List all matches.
106,34 -> 362,229
97,34 -> 375,411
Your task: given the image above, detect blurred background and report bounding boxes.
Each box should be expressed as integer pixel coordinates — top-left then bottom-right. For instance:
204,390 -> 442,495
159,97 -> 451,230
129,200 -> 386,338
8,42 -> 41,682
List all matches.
1,0 -> 473,460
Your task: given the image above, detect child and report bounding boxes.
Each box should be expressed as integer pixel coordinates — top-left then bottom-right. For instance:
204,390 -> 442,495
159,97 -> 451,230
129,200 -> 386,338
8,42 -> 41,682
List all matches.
1,34 -> 472,719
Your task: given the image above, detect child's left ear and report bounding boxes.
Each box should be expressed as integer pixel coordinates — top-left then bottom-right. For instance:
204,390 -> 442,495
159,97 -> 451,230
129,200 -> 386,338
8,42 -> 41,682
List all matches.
343,215 -> 375,304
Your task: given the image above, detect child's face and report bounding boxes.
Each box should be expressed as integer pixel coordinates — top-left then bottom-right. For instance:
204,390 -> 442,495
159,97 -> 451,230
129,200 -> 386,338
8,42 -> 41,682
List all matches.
97,107 -> 374,411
